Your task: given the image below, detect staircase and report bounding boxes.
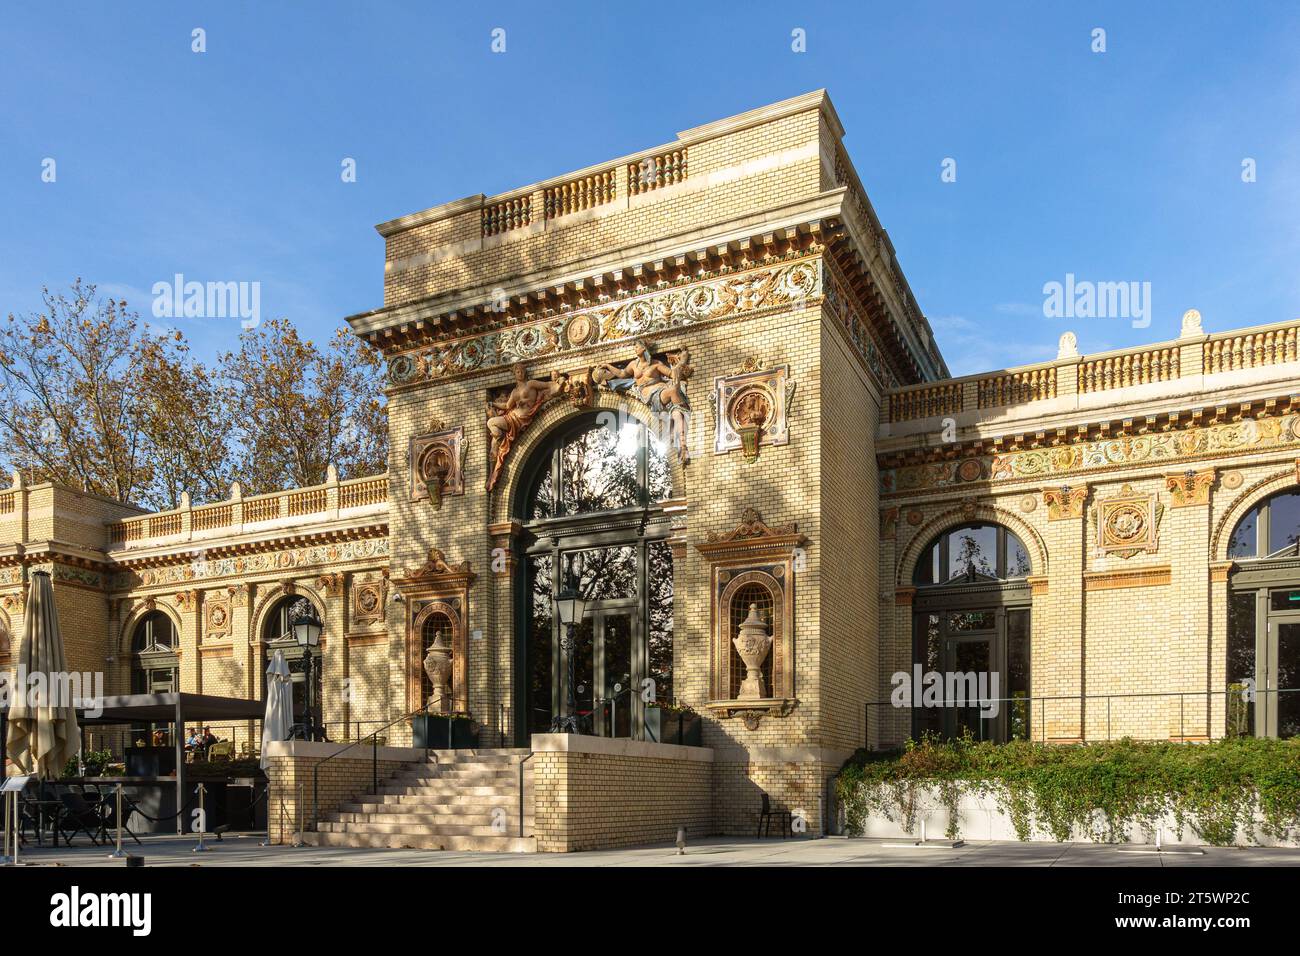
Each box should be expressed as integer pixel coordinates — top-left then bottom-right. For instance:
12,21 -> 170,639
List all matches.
302,748 -> 535,852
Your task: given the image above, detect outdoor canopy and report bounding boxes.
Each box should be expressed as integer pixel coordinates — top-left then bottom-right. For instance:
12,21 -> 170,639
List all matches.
4,570 -> 80,779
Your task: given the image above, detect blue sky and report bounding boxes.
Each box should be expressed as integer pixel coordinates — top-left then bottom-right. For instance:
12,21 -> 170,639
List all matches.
2,1 -> 1297,375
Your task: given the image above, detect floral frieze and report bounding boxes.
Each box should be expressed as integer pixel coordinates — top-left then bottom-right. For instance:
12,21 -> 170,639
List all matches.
882,414 -> 1299,493
387,258 -> 822,387
111,537 -> 389,590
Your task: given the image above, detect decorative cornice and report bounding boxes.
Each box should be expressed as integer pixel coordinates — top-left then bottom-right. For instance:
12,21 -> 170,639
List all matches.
1083,566 -> 1172,591
383,252 -> 824,391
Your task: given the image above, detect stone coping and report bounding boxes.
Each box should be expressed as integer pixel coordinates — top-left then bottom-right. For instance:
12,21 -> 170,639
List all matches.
264,740 -> 427,764
529,733 -> 714,764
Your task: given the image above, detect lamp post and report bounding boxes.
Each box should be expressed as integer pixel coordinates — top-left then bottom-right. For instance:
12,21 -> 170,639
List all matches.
292,604 -> 323,741
549,588 -> 587,734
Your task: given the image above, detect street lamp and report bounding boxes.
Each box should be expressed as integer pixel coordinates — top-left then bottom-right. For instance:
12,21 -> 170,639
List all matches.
550,588 -> 587,734
292,604 -> 323,741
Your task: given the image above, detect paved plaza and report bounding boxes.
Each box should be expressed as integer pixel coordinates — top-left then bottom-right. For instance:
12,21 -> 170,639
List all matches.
9,834 -> 1300,867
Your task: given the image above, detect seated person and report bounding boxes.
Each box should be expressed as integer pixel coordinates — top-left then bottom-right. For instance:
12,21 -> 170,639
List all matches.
185,728 -> 202,751
151,728 -> 166,747
201,727 -> 219,750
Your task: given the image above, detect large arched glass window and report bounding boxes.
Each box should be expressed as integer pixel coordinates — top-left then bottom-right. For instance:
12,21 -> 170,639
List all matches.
913,523 -> 1032,586
909,522 -> 1033,743
1227,489 -> 1300,738
516,412 -> 675,742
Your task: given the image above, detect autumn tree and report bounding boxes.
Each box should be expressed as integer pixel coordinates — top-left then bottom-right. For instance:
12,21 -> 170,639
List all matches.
0,280 -> 160,504
219,317 -> 387,495
0,282 -> 388,510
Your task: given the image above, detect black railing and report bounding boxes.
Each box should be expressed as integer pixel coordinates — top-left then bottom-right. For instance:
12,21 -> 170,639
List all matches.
309,700 -> 443,831
863,686 -> 1298,746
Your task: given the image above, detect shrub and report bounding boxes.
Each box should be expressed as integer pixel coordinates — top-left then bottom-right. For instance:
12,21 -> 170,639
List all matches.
835,735 -> 1300,845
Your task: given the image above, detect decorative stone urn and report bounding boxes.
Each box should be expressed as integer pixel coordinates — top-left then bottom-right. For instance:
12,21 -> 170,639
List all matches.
422,629 -> 453,714
732,603 -> 772,700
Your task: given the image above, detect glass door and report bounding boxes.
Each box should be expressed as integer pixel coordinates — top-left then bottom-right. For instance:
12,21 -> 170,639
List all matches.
943,611 -> 997,741
1265,618 -> 1300,738
596,612 -> 635,738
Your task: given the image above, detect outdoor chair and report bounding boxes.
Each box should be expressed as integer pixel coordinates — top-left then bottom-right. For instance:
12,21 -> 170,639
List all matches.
756,792 -> 793,839
57,791 -> 104,846
208,741 -> 235,762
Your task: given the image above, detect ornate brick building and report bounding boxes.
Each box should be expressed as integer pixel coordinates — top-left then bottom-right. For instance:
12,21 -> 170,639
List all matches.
4,91 -> 1298,847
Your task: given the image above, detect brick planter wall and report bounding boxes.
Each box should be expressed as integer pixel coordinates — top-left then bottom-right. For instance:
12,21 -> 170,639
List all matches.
530,733 -> 715,852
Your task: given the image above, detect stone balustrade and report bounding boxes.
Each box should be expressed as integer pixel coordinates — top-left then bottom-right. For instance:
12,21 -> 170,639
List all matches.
105,473 -> 388,550
883,317 -> 1300,424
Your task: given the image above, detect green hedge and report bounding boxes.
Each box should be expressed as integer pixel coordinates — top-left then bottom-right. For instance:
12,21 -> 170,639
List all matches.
835,736 -> 1300,845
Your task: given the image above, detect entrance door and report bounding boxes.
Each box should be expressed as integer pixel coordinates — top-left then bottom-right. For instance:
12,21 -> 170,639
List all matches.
914,605 -> 1031,743
943,611 -> 997,741
1265,618 -> 1300,738
560,609 -> 639,737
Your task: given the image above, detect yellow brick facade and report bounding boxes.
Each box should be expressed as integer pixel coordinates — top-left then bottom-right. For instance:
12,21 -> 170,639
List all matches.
5,91 -> 1300,849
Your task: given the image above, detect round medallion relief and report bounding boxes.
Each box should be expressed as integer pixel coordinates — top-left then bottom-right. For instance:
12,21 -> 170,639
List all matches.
1106,504 -> 1147,542
728,386 -> 773,430
358,588 -> 379,614
957,459 -> 984,482
905,510 -> 923,527
1019,495 -> 1037,513
1221,470 -> 1244,490
567,314 -> 595,347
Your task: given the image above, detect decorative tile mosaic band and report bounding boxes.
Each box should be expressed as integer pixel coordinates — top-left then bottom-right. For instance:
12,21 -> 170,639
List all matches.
386,255 -> 823,387
882,413 -> 1300,494
111,537 -> 389,590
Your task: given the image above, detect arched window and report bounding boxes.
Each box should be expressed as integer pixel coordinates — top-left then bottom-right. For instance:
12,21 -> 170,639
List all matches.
131,611 -> 178,695
913,523 -> 1032,586
517,412 -> 675,741
1228,489 -> 1300,558
910,522 -> 1033,742
1226,489 -> 1300,738
261,595 -> 323,733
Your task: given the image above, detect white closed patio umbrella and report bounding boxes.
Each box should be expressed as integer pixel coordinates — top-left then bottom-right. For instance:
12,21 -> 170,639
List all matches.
260,650 -> 293,769
6,570 -> 79,779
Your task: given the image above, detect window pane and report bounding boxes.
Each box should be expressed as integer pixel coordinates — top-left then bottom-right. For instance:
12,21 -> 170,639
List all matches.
948,611 -> 995,632
528,468 -> 554,520
1007,609 -> 1031,740
1005,533 -> 1031,577
914,614 -> 942,739
1227,591 -> 1255,737
947,526 -> 996,581
1268,492 -> 1300,555
1271,589 -> 1300,612
562,546 -> 637,600
1229,507 -> 1258,558
526,554 -> 554,734
559,422 -> 641,515
647,541 -> 674,704
646,430 -> 672,502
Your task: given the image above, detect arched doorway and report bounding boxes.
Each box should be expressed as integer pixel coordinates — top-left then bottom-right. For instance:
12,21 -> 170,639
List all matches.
1226,487 -> 1300,738
514,411 -> 675,741
911,522 -> 1033,742
260,595 -> 324,736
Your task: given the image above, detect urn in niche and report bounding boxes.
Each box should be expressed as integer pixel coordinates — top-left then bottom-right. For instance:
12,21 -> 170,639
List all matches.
732,604 -> 772,700
422,629 -> 453,714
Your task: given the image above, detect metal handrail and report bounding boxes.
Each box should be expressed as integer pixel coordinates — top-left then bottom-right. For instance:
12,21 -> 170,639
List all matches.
309,700 -> 457,830
864,685 -> 1297,746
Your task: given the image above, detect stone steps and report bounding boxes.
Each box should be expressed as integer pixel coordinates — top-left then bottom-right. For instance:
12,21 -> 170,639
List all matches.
309,747 -> 535,852
303,830 -> 536,853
